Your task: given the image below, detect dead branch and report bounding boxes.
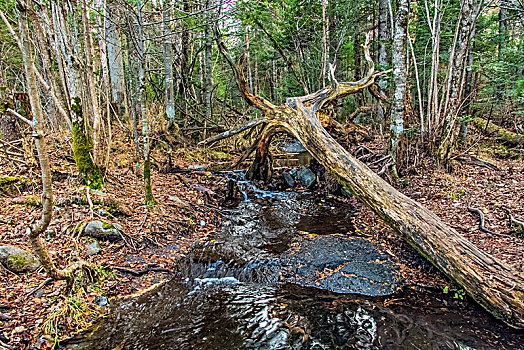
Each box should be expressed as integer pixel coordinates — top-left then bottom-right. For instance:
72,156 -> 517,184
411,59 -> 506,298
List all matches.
198,118 -> 266,146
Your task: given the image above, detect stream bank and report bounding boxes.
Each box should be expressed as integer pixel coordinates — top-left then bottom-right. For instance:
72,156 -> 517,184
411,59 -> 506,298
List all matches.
66,181 -> 524,349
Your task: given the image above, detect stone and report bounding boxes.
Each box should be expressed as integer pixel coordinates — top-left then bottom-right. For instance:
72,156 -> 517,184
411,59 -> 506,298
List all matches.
94,295 -> 108,307
296,166 -> 316,188
280,139 -> 307,154
0,245 -> 40,273
283,172 -> 296,187
83,220 -> 122,242
85,238 -> 100,256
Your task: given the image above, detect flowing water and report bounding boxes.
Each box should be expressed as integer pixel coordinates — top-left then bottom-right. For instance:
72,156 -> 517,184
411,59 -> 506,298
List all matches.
67,177 -> 524,350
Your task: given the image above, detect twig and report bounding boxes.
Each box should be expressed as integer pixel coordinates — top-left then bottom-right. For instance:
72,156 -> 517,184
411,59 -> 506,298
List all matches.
503,207 -> 524,232
86,187 -> 93,219
26,277 -> 53,297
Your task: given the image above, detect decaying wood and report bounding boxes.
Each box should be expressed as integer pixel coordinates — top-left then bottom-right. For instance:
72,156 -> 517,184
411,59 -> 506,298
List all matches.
453,155 -> 499,170
216,27 -> 524,328
472,117 -> 524,148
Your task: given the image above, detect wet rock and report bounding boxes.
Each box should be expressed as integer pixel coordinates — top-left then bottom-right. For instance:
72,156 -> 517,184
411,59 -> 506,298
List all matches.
0,245 -> 40,273
296,166 -> 316,188
281,236 -> 399,296
94,295 -> 108,307
283,172 -> 295,187
85,238 -> 100,256
280,139 -> 307,153
83,220 -> 122,242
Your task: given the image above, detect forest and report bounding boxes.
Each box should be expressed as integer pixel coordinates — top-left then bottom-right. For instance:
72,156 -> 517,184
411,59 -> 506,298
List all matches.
0,0 -> 523,348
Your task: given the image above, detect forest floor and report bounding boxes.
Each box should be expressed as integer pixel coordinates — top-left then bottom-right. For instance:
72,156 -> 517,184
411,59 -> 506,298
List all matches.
0,128 -> 522,349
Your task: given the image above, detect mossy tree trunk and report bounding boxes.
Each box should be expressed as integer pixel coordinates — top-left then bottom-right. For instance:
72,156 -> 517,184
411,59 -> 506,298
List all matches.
216,28 -> 524,329
71,97 -> 103,189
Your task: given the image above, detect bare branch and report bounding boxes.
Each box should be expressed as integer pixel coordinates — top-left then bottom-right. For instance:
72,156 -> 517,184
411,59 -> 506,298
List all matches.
7,108 -> 32,126
198,118 -> 266,146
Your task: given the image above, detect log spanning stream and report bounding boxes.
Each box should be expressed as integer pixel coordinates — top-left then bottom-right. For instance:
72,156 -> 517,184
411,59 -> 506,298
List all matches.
68,174 -> 523,349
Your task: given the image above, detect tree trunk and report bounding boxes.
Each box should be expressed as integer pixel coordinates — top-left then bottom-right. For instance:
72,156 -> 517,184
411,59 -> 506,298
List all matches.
105,0 -> 126,116
163,2 -> 175,127
137,1 -> 154,209
216,28 -> 524,330
204,1 -> 213,126
436,0 -> 473,162
389,0 -> 408,178
472,117 -> 524,147
376,0 -> 390,125
16,0 -> 87,281
80,0 -> 102,164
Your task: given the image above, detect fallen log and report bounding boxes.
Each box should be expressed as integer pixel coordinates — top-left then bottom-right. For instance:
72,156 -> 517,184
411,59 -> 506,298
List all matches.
472,117 -> 524,148
216,29 -> 524,328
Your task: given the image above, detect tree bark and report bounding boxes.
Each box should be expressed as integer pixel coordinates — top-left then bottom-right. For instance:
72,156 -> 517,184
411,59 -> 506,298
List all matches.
376,0 -> 390,126
389,0 -> 408,178
105,0 -> 127,116
137,1 -> 155,209
17,0 -> 87,281
80,0 -> 102,164
472,117 -> 524,147
436,0 -> 474,162
163,1 -> 175,126
217,28 -> 524,330
204,1 -> 213,126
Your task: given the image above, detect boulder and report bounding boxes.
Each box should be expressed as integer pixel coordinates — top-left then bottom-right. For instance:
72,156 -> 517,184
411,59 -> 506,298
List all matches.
0,245 -> 40,273
83,220 -> 122,242
296,166 -> 316,188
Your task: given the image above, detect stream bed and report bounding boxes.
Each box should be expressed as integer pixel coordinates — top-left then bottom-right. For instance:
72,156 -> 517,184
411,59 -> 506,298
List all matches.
67,182 -> 524,349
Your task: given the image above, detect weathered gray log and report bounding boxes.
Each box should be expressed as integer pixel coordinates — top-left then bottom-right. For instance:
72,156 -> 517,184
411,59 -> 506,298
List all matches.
216,29 -> 524,329
198,118 -> 266,146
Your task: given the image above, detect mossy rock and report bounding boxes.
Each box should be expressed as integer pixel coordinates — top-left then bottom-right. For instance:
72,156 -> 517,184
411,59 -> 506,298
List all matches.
82,220 -> 122,242
0,176 -> 29,196
0,245 -> 40,273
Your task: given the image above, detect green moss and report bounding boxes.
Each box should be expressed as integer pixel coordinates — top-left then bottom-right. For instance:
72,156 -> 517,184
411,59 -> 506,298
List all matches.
101,221 -> 113,229
213,151 -> 229,160
144,159 -> 155,209
6,254 -> 28,270
71,97 -> 103,189
0,176 -> 28,195
25,195 -> 41,207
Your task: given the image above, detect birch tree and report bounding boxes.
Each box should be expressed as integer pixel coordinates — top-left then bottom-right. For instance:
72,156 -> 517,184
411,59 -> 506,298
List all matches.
389,0 -> 409,178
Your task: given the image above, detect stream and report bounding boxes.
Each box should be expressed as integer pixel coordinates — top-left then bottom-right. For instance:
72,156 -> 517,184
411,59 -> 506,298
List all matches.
67,174 -> 524,350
